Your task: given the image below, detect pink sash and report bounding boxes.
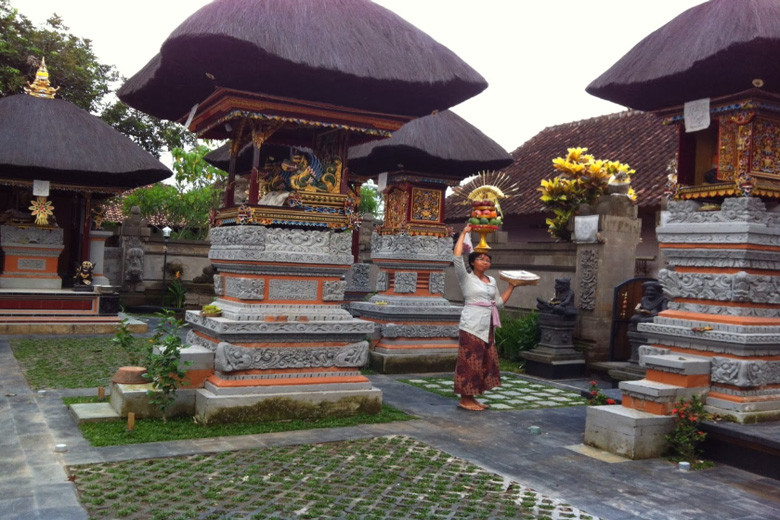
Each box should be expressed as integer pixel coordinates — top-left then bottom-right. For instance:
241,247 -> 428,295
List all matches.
466,301 -> 501,328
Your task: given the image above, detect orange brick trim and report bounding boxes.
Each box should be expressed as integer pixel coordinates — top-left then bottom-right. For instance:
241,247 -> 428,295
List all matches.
621,395 -> 671,415
646,369 -> 709,388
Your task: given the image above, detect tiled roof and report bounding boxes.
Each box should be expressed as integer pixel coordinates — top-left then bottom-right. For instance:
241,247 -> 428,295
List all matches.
446,110 -> 678,219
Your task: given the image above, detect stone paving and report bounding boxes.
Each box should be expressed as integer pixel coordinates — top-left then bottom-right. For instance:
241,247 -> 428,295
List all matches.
404,375 -> 588,410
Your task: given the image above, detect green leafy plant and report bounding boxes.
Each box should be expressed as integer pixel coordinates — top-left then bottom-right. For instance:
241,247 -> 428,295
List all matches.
166,271 -> 187,308
201,304 -> 221,316
111,318 -> 149,367
586,380 -> 616,406
666,395 -> 709,463
145,311 -> 189,420
495,310 -> 540,362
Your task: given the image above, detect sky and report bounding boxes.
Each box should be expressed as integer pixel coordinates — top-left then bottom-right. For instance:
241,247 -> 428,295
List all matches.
18,0 -> 706,153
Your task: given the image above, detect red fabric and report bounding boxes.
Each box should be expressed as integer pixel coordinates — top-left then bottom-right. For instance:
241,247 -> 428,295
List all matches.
454,326 -> 501,396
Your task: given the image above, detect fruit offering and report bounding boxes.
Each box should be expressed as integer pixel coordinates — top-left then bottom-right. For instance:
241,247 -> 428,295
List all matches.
467,198 -> 502,227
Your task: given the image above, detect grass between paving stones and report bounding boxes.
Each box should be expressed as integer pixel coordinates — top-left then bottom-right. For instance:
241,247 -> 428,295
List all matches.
402,374 -> 588,410
68,403 -> 413,446
68,435 -> 598,520
10,335 -> 149,390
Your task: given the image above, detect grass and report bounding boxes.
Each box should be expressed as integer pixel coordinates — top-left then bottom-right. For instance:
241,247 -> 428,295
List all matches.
67,435 -> 593,520
73,404 -> 413,446
10,335 -> 150,389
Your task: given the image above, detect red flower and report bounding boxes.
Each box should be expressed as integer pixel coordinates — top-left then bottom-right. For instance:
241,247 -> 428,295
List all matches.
607,399 -> 616,405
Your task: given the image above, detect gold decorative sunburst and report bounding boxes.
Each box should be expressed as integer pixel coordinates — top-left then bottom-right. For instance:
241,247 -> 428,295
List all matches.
29,196 -> 54,226
450,170 -> 520,218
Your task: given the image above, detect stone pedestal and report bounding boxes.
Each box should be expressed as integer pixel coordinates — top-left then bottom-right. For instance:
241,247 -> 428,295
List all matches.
0,225 -> 64,289
88,230 -> 114,286
521,312 -> 585,379
350,233 -> 462,373
574,198 -> 642,363
588,197 -> 780,460
185,226 -> 381,423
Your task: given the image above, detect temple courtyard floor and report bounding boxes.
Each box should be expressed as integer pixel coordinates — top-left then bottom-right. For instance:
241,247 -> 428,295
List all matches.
2,329 -> 780,520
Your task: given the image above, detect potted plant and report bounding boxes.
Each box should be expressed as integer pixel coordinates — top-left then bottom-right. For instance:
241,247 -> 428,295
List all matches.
201,303 -> 222,317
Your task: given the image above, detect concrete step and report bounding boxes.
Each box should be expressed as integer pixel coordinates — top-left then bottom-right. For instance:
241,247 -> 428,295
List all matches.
69,402 -> 120,424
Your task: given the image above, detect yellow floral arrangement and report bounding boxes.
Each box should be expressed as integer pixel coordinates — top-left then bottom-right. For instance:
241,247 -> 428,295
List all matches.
539,148 -> 636,240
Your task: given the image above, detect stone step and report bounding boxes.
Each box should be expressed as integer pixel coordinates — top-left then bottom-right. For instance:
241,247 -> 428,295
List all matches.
619,378 -> 708,415
69,402 -> 120,424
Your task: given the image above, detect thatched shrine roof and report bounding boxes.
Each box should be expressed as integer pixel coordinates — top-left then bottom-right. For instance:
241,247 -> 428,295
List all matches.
587,0 -> 780,111
117,0 -> 487,122
348,110 -> 512,180
0,94 -> 171,189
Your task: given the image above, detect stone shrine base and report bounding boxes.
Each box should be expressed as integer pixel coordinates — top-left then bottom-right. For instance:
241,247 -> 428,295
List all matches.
584,405 -> 673,459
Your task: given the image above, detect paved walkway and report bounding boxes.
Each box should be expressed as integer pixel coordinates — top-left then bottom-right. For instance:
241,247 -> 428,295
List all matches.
2,336 -> 780,520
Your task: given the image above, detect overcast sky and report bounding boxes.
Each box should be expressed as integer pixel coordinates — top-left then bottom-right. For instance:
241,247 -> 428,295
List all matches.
18,0 -> 705,152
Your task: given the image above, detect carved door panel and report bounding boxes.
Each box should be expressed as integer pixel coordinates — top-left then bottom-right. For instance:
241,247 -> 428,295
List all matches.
609,277 -> 655,361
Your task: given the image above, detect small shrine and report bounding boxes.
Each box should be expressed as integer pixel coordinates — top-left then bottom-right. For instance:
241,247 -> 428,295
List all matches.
348,111 -> 513,373
0,59 -> 170,333
117,0 -> 487,422
584,0 -> 780,458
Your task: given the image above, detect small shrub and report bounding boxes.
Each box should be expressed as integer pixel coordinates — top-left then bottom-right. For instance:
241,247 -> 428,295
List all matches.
586,381 -> 616,406
145,310 -> 189,420
111,318 -> 150,366
495,310 -> 540,361
666,395 -> 709,463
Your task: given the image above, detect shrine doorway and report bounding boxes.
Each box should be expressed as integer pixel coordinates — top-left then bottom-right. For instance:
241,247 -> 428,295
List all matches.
609,276 -> 655,361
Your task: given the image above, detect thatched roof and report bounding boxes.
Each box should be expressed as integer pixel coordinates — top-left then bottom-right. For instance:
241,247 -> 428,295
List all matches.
0,94 -> 171,188
118,0 -> 487,122
204,142 -> 294,173
348,110 -> 512,179
446,111 -> 678,220
587,0 -> 780,111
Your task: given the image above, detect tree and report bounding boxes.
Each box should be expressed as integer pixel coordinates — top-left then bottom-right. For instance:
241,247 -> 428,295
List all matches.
0,0 -> 115,111
100,100 -> 195,159
120,143 -> 227,240
0,0 -> 190,157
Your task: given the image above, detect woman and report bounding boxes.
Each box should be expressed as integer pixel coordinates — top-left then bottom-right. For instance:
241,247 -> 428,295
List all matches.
453,224 -> 517,411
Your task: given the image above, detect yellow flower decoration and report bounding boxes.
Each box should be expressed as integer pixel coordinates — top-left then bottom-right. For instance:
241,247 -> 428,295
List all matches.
29,196 -> 54,226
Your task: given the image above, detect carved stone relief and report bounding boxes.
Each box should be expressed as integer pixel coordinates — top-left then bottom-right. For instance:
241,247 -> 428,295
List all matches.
225,276 -> 265,300
394,272 -> 417,293
214,341 -> 368,372
268,279 -> 318,301
376,271 -> 388,292
429,272 -> 446,295
322,280 -> 346,301
578,250 -> 597,311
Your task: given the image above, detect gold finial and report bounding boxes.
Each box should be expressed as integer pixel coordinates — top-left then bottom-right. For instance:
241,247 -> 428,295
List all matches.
24,57 -> 59,99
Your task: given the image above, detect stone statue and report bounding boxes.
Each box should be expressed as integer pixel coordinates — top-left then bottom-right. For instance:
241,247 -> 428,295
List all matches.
124,245 -> 144,284
537,278 -> 577,317
73,260 -> 94,291
629,280 -> 668,331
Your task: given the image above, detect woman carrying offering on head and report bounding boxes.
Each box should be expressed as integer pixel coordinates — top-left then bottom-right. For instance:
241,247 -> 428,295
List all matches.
452,224 -> 518,411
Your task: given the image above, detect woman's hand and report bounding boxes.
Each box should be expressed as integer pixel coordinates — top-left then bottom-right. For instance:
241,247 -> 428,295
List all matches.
462,224 -> 472,234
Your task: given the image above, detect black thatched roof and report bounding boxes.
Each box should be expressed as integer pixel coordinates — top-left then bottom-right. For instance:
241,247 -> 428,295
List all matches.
0,94 -> 171,188
587,0 -> 780,111
204,142 -> 294,173
118,0 -> 487,122
348,110 -> 512,179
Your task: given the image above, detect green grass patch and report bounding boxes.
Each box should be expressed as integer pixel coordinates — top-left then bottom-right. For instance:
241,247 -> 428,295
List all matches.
10,335 -> 150,390
76,404 -> 413,446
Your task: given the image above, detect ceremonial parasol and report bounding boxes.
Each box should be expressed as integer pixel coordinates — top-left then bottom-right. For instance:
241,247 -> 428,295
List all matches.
587,0 -> 780,111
